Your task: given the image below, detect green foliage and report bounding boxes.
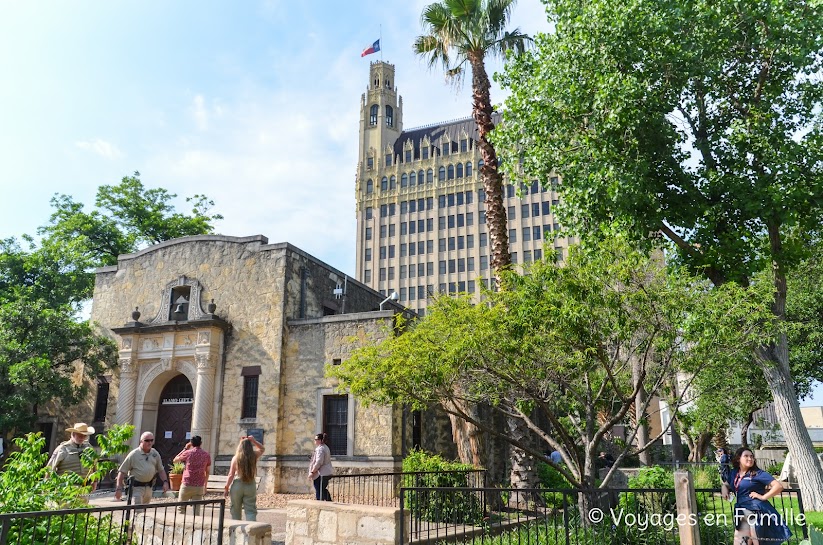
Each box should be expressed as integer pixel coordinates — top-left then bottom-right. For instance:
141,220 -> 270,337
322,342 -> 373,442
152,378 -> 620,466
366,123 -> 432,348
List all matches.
766,461 -> 784,476
401,449 -> 483,524
169,461 -> 186,474
333,235 -> 772,489
0,298 -> 118,436
80,424 -> 134,485
537,461 -> 573,508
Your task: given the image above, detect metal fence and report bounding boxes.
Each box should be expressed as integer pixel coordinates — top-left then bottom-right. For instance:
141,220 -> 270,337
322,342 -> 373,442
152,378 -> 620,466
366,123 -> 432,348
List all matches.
0,498 -> 225,545
330,469 -> 486,507
397,486 -> 808,545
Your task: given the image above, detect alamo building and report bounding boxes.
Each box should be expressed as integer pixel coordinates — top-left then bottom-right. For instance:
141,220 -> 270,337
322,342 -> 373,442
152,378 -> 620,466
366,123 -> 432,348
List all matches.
38,234 -> 437,493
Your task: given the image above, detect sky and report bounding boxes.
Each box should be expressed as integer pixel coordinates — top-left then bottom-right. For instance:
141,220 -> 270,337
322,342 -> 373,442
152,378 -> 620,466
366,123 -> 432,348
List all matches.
0,1 -> 820,407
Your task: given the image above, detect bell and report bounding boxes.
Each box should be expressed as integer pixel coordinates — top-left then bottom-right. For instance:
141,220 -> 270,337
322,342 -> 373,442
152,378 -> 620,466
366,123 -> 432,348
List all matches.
174,304 -> 185,314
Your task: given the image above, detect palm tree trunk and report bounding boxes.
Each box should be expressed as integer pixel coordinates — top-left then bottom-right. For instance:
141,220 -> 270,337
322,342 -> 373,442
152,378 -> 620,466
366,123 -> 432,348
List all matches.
468,52 -> 510,275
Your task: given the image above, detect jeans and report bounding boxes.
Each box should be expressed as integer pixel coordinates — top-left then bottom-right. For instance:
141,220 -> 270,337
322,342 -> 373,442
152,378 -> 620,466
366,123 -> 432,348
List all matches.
229,480 -> 258,521
313,475 -> 332,501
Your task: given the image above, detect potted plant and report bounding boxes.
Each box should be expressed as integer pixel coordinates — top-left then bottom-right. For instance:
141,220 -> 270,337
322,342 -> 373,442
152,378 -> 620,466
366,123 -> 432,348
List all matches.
169,462 -> 185,491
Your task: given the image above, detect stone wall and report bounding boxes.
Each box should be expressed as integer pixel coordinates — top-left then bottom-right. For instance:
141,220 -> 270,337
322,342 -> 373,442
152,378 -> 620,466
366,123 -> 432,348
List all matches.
286,500 -> 404,545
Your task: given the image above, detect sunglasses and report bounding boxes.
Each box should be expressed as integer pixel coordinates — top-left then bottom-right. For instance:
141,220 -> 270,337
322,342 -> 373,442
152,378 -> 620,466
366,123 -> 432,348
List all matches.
142,439 -> 155,443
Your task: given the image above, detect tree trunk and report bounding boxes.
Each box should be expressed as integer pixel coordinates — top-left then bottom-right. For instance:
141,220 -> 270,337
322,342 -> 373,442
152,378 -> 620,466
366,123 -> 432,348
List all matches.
713,428 -> 729,451
632,358 -> 651,466
755,241 -> 823,510
468,52 -> 510,275
740,411 -> 754,449
508,417 -> 544,508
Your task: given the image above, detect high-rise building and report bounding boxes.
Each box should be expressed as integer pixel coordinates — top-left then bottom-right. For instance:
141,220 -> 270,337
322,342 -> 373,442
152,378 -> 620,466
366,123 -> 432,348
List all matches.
355,61 -> 569,315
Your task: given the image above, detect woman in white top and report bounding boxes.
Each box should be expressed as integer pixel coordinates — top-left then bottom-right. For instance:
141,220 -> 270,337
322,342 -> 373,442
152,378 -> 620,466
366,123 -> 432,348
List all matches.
308,432 -> 333,501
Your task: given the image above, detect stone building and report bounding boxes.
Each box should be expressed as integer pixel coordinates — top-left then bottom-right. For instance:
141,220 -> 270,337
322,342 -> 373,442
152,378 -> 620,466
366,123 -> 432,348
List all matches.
44,234 -> 410,493
355,61 -> 573,315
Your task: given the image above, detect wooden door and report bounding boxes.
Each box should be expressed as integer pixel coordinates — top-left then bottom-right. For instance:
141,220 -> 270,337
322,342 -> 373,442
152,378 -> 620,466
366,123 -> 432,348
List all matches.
154,374 -> 193,471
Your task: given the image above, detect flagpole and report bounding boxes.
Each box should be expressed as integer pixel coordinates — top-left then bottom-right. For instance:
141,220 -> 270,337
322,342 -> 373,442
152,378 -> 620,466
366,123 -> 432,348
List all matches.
380,25 -> 383,62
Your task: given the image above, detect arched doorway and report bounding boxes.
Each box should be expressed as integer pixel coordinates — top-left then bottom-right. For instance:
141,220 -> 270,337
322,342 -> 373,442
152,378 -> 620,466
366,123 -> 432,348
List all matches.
154,374 -> 193,471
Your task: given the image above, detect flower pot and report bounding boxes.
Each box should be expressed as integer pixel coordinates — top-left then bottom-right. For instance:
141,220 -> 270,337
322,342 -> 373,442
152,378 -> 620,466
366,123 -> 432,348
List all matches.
169,473 -> 183,491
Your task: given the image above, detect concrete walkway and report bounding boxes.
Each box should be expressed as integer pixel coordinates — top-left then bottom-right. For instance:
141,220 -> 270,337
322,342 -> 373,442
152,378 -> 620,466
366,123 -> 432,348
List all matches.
87,491 -> 288,544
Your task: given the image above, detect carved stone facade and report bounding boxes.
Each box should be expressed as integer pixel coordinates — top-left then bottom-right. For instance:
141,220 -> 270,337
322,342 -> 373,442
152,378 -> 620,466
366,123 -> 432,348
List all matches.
81,235 -> 408,492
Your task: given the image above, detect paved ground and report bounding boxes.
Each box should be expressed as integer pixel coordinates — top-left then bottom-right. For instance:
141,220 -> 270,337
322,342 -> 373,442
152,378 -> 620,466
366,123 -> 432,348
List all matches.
88,491 -> 290,544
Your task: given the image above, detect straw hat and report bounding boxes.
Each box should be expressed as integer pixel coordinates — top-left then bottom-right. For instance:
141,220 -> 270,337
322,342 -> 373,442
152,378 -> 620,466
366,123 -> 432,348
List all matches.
65,423 -> 96,435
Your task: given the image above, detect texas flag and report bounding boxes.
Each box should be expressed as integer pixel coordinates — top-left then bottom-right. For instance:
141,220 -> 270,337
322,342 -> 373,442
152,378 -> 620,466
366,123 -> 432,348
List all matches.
361,39 -> 380,57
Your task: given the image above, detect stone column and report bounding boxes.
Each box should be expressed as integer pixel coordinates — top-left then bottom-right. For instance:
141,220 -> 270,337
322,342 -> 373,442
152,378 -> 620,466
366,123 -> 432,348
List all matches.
192,353 -> 217,451
115,357 -> 138,427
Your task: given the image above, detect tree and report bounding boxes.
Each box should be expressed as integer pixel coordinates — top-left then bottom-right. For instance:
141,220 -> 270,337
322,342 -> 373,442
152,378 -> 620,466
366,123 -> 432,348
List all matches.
414,0 -> 531,488
332,236 -> 771,491
415,0 -> 529,274
494,0 -> 823,509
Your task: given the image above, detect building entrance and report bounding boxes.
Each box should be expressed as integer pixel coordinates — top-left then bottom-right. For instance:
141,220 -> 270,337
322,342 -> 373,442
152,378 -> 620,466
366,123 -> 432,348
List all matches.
154,374 -> 193,470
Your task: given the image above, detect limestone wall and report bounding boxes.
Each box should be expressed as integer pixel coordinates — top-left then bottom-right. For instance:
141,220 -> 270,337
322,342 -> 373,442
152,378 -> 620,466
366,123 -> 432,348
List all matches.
286,500 -> 405,545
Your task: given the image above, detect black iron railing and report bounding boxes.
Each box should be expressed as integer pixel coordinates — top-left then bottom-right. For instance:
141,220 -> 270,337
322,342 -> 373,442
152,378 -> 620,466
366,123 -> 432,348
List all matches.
330,469 -> 486,507
0,498 -> 225,545
397,486 -> 808,545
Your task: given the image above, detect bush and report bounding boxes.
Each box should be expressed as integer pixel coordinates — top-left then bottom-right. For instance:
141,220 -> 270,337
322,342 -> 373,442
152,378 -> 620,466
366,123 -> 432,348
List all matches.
623,466 -> 676,515
537,461 -> 575,509
765,461 -> 783,476
401,449 -> 483,524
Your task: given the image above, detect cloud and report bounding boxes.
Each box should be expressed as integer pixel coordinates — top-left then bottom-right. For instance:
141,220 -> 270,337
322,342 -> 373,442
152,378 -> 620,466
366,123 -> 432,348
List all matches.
75,138 -> 124,159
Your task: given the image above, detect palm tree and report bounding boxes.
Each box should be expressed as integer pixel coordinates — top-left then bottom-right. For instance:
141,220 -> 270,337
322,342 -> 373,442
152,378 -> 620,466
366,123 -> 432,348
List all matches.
415,0 -> 532,499
414,0 -> 530,274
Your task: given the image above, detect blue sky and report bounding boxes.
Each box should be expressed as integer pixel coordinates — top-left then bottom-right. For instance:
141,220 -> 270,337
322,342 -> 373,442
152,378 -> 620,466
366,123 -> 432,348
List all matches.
0,1 -> 820,406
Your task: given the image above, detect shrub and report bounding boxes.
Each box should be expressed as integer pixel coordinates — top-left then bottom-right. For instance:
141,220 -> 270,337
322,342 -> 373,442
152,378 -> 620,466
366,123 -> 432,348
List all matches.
623,466 -> 676,515
537,461 -> 575,509
765,461 -> 783,476
401,449 -> 483,524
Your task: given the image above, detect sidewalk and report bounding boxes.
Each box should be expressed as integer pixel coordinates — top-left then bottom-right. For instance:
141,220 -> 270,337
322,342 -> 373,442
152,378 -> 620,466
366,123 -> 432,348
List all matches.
87,491 -> 288,544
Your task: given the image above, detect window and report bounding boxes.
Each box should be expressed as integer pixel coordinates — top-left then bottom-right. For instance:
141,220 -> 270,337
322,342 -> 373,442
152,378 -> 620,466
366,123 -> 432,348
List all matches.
388,245 -> 396,258
417,219 -> 424,232
439,216 -> 446,230
448,193 -> 455,207
405,150 -> 412,163
508,206 -> 516,219
401,173 -> 408,188
466,162 -> 472,177
551,176 -> 559,188
448,260 -> 456,273
389,204 -> 396,216
480,233 -> 488,247
419,171 -> 425,186
523,227 -> 531,242
379,246 -> 386,259
439,238 -> 446,252
457,192 -> 464,205
427,169 -> 434,183
480,255 -> 489,270
524,250 -> 533,263
422,147 -> 429,160
386,105 -> 394,127
379,268 -> 386,281
367,157 -> 374,170
477,188 -> 484,202
418,263 -> 425,276
449,282 -> 456,294
457,236 -> 465,250
555,247 -> 565,261
323,395 -> 348,455
542,201 -> 551,215
408,221 -> 416,234
426,197 -> 433,209
509,229 -> 517,243
241,367 -> 261,419
400,201 -> 408,215
442,143 -> 449,156
467,234 -> 474,248
467,257 -> 475,271
380,204 -> 388,218
448,215 -> 455,229
381,177 -> 388,191
533,203 -> 540,217
521,203 -> 530,218
457,214 -> 464,227
456,163 -> 463,177
468,280 -> 475,293
458,258 -> 466,272
366,179 -> 373,194
447,165 -> 454,179
365,248 -> 372,262
534,249 -> 543,261
364,269 -> 372,282
400,265 -> 407,278
460,139 -> 468,152
408,263 -> 415,277
409,199 -> 416,213
93,376 -> 110,423
410,171 -> 417,186
400,244 -> 407,257
369,104 -> 378,126
399,287 -> 406,301
426,239 -> 434,253
388,266 -> 395,280
380,225 -> 387,238
448,237 -> 456,251
426,218 -> 434,232
417,241 -> 425,254
458,281 -> 465,292
507,185 -> 516,198
418,285 -> 425,299
466,212 -> 474,226
439,261 -> 446,274
511,252 -> 518,264
439,195 -> 446,208
427,262 -> 434,276
534,226 -> 542,241
390,176 -> 396,190
438,167 -> 446,181
480,211 -> 486,224
366,206 -> 373,220
385,154 -> 392,167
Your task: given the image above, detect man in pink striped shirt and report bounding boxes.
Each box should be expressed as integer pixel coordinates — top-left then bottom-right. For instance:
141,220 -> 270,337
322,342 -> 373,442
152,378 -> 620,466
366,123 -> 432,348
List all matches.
173,435 -> 211,515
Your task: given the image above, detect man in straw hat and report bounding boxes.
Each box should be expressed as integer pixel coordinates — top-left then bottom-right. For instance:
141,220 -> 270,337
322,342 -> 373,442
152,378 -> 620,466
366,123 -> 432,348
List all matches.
47,422 -> 95,478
